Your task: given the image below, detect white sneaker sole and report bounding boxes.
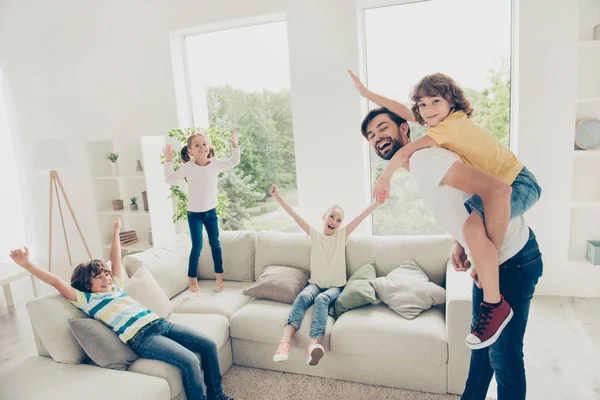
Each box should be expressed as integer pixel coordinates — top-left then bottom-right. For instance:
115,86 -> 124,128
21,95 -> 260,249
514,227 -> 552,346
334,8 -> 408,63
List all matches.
466,308 -> 514,350
273,354 -> 289,362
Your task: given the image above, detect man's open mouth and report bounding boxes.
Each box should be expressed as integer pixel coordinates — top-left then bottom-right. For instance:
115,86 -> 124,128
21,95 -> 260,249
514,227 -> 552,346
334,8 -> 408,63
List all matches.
377,139 -> 391,152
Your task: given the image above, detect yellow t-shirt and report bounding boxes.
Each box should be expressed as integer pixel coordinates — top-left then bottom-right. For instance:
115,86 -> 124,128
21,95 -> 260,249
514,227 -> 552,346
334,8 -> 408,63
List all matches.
426,111 -> 523,185
308,227 -> 347,289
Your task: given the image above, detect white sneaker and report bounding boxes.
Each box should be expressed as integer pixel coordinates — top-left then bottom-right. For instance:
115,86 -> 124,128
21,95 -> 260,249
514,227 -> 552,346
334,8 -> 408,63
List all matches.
273,341 -> 290,362
307,344 -> 324,366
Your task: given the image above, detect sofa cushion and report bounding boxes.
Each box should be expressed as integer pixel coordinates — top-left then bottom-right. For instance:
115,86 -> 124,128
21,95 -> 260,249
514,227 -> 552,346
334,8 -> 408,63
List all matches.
371,258 -> 446,320
124,266 -> 173,318
69,318 -> 139,370
0,356 -> 170,400
330,262 -> 376,318
345,234 -> 453,286
123,233 -> 191,299
198,230 -> 256,282
254,231 -> 311,280
27,293 -> 88,364
330,303 -> 447,365
170,281 -> 253,319
242,265 -> 310,304
127,313 -> 230,398
230,299 -> 334,351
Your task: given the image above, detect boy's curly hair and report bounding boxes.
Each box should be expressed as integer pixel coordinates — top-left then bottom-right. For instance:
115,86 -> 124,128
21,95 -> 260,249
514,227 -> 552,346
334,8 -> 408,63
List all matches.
70,260 -> 112,292
410,73 -> 474,126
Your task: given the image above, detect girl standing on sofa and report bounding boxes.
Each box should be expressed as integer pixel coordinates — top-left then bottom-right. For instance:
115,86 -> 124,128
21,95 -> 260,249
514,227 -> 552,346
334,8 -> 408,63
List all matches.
8,219 -> 234,400
163,129 -> 240,293
269,184 -> 379,366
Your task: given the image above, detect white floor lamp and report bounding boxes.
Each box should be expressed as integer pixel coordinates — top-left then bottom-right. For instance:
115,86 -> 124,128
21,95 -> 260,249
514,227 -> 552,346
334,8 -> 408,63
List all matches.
33,139 -> 92,272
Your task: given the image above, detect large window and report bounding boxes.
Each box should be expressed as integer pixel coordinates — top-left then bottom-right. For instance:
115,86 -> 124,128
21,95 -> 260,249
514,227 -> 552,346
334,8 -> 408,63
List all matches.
364,0 -> 512,235
183,20 -> 299,232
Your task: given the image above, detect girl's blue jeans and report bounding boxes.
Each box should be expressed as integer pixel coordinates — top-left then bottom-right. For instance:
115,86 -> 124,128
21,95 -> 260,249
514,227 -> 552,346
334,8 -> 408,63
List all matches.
187,208 -> 223,278
286,283 -> 342,339
128,319 -> 224,400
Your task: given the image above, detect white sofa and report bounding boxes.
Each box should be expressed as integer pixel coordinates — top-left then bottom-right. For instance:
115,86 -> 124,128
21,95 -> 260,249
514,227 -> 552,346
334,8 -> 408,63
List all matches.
0,230 -> 474,400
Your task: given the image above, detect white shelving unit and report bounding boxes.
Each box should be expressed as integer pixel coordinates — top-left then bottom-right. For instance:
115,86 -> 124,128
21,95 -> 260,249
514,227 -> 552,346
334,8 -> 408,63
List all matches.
569,0 -> 600,265
87,136 -> 175,261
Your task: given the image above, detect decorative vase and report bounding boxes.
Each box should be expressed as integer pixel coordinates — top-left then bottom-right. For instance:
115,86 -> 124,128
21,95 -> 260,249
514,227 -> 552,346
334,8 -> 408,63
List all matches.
110,162 -> 119,176
148,228 -> 153,246
130,203 -> 138,211
142,191 -> 149,212
136,160 -> 143,173
112,199 -> 124,210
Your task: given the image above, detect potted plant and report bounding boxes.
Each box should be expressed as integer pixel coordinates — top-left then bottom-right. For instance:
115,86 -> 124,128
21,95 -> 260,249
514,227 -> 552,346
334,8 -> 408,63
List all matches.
106,152 -> 119,175
130,196 -> 138,211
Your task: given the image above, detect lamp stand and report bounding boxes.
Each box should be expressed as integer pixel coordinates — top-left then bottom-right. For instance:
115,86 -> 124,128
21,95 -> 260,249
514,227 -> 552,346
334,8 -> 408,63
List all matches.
48,170 -> 92,272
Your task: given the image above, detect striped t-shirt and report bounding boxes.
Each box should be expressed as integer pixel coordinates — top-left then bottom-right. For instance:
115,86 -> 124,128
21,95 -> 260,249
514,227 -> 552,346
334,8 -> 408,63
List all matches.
70,276 -> 160,343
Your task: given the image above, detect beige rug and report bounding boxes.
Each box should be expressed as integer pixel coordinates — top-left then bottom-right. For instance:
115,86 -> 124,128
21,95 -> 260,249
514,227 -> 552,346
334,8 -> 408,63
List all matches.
222,366 -> 461,400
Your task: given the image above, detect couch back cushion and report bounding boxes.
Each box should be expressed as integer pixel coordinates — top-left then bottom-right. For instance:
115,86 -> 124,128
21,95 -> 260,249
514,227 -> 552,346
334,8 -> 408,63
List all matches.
123,233 -> 192,299
198,230 -> 256,282
254,231 -> 310,280
27,293 -> 88,363
346,234 -> 453,286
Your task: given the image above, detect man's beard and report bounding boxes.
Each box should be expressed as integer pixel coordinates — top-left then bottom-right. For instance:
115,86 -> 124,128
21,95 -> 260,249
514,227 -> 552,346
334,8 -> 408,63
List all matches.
375,138 -> 402,160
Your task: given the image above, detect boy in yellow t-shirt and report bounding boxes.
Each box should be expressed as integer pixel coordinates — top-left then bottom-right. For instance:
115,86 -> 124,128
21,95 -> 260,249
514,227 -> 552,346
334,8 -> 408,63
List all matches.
349,71 -> 541,350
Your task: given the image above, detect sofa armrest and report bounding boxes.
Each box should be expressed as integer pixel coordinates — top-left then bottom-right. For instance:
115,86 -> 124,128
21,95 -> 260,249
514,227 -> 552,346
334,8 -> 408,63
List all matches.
445,260 -> 473,395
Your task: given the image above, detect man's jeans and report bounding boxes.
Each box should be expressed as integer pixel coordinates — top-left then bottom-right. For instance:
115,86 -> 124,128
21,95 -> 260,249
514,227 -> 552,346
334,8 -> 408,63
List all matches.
287,283 -> 342,339
128,319 -> 224,400
461,228 -> 543,400
187,208 -> 223,278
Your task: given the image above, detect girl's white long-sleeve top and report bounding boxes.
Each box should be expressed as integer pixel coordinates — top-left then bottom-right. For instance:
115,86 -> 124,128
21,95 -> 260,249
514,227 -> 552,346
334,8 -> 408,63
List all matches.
164,148 -> 241,212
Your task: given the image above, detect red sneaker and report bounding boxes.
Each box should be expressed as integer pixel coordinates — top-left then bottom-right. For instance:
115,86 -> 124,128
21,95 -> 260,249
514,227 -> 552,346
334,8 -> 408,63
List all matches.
465,296 -> 513,350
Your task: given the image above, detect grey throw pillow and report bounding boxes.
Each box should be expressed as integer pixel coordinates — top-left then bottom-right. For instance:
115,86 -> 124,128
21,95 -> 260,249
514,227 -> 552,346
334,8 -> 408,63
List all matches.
242,265 -> 309,304
69,318 -> 139,370
370,257 -> 446,320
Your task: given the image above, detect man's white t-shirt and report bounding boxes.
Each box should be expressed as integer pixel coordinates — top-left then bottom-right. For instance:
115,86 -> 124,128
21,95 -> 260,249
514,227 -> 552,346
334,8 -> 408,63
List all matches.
410,148 -> 529,264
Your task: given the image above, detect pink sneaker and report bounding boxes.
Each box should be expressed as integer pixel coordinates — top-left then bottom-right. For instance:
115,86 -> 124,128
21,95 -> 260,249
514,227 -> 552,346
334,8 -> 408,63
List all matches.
466,295 -> 513,350
273,341 -> 290,362
307,344 -> 324,366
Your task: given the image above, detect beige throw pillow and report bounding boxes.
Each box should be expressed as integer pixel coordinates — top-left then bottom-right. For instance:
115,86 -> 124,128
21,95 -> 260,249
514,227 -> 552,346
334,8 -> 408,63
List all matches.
242,265 -> 309,304
124,266 -> 173,318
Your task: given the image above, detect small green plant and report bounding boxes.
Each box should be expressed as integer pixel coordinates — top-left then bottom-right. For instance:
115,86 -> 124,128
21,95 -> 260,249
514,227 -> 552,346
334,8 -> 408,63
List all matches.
129,196 -> 137,205
106,152 -> 119,162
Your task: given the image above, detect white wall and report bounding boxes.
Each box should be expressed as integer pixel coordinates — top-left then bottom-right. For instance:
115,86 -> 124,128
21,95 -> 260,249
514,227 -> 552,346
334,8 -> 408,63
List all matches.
0,0 -> 596,296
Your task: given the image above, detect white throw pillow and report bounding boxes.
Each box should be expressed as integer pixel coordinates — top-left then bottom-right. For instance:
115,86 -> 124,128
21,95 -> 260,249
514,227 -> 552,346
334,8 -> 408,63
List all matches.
370,257 -> 446,320
124,266 -> 173,318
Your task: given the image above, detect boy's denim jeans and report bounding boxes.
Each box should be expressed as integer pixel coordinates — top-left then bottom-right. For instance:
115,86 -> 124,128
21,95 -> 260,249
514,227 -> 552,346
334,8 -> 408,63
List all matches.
187,208 -> 223,278
286,283 -> 342,339
128,319 -> 224,400
461,228 -> 543,400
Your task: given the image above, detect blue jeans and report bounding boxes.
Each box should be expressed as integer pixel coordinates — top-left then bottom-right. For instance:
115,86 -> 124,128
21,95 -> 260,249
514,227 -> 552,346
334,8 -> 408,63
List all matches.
461,228 -> 543,400
128,319 -> 224,400
465,166 -> 542,220
286,283 -> 342,339
188,208 -> 223,277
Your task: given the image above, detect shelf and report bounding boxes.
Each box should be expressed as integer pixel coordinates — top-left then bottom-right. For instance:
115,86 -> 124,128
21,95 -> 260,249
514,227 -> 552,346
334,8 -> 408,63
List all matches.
573,148 -> 600,157
103,238 -> 152,252
99,209 -> 149,216
93,175 -> 145,180
571,201 -> 600,210
576,97 -> 600,104
577,40 -> 600,49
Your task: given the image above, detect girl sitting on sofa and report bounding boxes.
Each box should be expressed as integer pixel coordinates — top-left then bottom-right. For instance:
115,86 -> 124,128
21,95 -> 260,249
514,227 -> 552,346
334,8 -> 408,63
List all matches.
8,219 -> 234,400
269,184 -> 379,366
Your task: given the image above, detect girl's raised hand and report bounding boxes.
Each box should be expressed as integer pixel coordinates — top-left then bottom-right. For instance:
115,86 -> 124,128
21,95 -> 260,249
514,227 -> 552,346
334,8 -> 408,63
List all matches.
163,144 -> 174,162
269,184 -> 280,198
9,246 -> 30,267
348,69 -> 369,98
373,176 -> 391,205
231,129 -> 239,148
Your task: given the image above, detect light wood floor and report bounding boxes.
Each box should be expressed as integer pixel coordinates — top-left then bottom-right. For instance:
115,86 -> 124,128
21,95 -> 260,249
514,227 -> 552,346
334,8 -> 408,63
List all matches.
1,277 -> 599,400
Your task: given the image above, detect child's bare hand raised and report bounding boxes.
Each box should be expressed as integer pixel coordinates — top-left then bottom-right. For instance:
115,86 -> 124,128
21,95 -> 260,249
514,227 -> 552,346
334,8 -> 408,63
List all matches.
231,129 -> 239,148
9,247 -> 30,267
373,176 -> 391,205
270,184 -> 280,199
114,219 -> 122,232
163,144 -> 174,162
348,70 -> 370,98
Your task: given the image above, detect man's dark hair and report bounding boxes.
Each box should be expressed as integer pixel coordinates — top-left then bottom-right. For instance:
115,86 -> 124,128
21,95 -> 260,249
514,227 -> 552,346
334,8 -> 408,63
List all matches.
360,108 -> 410,139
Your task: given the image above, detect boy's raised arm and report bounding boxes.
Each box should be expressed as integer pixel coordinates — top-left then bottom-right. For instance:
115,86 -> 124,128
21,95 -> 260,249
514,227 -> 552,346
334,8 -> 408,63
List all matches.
9,247 -> 76,301
110,219 -> 123,280
345,202 -> 380,237
270,184 -> 310,236
348,70 -> 416,123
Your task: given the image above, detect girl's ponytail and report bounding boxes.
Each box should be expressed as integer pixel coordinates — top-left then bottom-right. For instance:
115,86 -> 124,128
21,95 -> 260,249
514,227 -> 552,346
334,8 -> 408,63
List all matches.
181,146 -> 190,162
